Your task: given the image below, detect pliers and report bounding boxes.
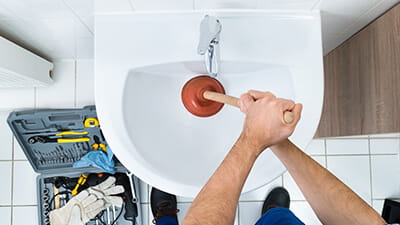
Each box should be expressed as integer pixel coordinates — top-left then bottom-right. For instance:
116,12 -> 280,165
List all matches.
28,131 -> 90,144
92,135 -> 107,151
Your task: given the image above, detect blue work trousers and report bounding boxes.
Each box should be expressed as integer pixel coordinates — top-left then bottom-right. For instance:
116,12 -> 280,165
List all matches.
156,207 -> 304,225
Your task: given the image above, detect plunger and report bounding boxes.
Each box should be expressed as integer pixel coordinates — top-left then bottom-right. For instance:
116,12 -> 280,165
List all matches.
181,75 -> 294,123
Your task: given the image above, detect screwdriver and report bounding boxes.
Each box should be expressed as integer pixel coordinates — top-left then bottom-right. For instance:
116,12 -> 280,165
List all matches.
71,174 -> 88,195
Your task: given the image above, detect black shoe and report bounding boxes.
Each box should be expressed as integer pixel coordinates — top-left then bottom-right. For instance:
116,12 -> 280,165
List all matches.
150,187 -> 180,224
261,187 -> 290,216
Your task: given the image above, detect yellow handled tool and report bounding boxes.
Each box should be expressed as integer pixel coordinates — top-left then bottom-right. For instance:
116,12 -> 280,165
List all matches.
58,137 -> 91,143
56,131 -> 89,136
71,174 -> 88,195
84,118 -> 99,127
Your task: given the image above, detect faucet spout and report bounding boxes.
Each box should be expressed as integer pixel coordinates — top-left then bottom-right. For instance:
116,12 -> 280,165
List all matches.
198,15 -> 221,77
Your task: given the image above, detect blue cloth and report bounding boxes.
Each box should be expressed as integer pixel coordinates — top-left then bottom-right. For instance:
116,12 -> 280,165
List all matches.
155,207 -> 304,225
156,216 -> 178,225
73,146 -> 115,174
255,207 -> 305,225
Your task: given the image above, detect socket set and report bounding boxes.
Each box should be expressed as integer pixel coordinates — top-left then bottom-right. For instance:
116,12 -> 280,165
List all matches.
7,106 -> 143,225
33,143 -> 90,166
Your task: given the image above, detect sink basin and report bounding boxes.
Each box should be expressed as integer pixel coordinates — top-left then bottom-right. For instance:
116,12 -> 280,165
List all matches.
95,11 -> 324,197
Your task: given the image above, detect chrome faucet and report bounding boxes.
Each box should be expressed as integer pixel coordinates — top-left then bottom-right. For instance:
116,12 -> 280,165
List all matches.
197,15 -> 221,77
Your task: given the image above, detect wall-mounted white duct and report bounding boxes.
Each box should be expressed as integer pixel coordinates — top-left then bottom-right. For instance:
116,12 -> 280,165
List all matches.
0,36 -> 53,88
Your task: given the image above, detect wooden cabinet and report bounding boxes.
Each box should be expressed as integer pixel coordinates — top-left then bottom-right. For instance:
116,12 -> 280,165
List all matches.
315,4 -> 400,137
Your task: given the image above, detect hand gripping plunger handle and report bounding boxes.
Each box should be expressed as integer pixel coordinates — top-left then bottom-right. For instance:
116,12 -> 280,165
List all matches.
203,91 -> 295,124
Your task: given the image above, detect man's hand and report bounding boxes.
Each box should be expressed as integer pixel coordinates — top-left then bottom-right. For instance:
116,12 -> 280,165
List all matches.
238,90 -> 302,153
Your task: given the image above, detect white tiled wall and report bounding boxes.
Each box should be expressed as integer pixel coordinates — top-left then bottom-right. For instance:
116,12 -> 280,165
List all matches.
0,59 -> 95,225
0,60 -> 399,225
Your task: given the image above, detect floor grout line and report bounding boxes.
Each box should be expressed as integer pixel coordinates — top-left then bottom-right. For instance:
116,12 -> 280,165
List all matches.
34,87 -> 37,109
10,135 -> 14,225
372,198 -> 400,200
368,137 -> 374,204
323,136 -> 400,140
8,205 -> 37,207
73,60 -> 77,108
237,203 -> 240,225
0,159 -> 29,162
322,153 -> 397,156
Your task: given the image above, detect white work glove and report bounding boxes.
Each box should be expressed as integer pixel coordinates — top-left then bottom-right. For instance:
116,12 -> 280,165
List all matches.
50,176 -> 125,225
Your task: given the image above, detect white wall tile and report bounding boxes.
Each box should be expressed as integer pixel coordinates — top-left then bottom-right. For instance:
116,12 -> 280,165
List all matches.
95,0 -> 134,13
322,34 -> 350,55
372,199 -> 384,214
0,4 -> 15,18
146,204 -> 152,225
13,137 -> 27,161
326,135 -> 369,139
234,207 -> 239,225
63,0 -> 94,33
0,87 -> 35,110
371,155 -> 400,199
320,0 -> 381,36
196,0 -> 257,9
290,201 -> 322,225
13,161 -> 37,205
370,139 -> 400,155
177,202 -> 191,223
139,203 -> 151,225
177,202 -> 237,224
284,156 -> 325,201
369,133 -> 400,138
36,60 -> 76,108
139,180 -> 149,204
132,0 -> 193,11
140,203 -> 149,225
0,16 -> 84,61
326,139 -> 369,155
258,0 -> 318,10
75,59 -> 94,107
0,111 -> 12,160
0,162 -> 12,205
12,206 -> 38,225
0,0 -> 74,19
240,176 -> 282,201
238,202 -> 263,225
0,207 -> 11,225
304,139 -> 325,155
327,155 -> 371,204
76,37 -> 94,59
343,0 -> 399,35
176,194 -> 195,203
319,0 -> 397,53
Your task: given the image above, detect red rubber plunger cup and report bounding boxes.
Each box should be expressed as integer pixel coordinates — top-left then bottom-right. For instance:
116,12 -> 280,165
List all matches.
181,75 -> 225,117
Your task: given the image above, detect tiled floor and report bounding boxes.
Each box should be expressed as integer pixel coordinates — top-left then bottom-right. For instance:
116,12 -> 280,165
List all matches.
137,136 -> 400,225
0,60 -> 399,224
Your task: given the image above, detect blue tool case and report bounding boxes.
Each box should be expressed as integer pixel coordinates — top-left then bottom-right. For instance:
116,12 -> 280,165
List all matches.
7,105 -> 143,225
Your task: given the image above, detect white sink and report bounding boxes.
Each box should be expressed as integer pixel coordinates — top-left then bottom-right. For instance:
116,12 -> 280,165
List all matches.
95,11 -> 324,197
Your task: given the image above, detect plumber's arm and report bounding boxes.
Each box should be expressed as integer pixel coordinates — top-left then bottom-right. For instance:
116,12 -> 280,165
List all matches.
182,91 -> 302,225
270,140 -> 386,225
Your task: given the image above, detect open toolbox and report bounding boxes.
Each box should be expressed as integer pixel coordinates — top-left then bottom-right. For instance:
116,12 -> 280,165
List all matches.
7,106 -> 143,225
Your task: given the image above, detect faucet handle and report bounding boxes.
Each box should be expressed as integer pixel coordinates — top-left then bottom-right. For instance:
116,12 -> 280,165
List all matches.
197,15 -> 222,55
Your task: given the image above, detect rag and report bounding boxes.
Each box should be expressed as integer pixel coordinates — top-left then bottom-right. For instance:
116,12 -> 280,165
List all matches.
73,146 -> 115,174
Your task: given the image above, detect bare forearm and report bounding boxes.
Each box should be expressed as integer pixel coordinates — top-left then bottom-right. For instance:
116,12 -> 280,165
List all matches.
271,139 -> 386,225
182,136 -> 260,225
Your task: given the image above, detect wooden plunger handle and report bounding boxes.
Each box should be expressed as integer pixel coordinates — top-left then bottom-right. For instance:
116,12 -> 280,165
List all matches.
203,91 -> 295,124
